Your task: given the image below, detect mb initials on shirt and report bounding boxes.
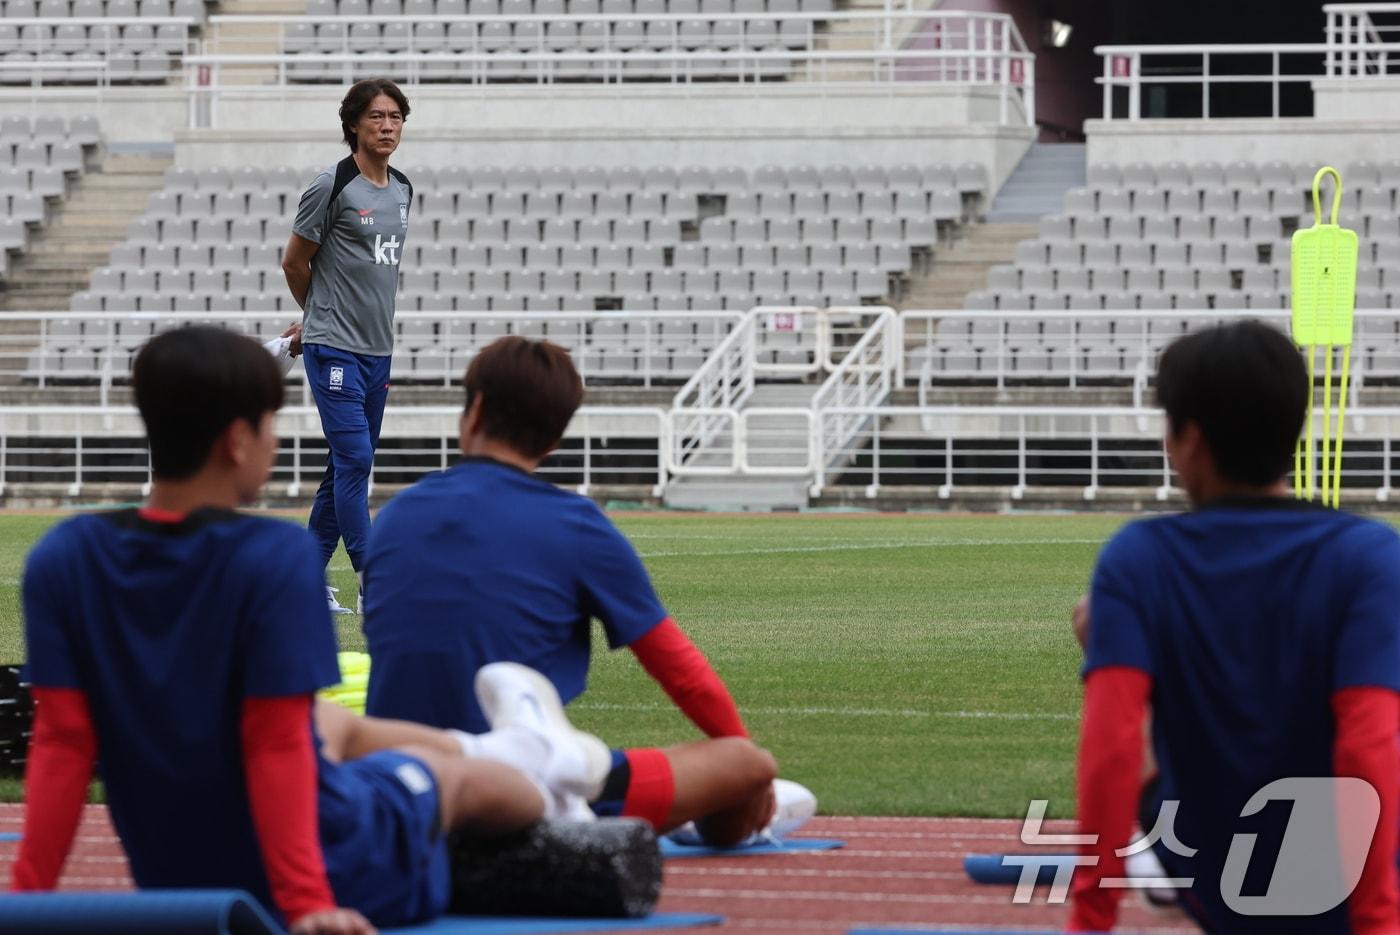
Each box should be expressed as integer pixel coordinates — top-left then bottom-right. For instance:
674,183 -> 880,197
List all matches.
373,234 -> 400,266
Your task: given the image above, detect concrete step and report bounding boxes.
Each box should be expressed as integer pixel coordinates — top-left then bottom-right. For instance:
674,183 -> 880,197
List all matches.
664,475 -> 809,511
102,155 -> 171,175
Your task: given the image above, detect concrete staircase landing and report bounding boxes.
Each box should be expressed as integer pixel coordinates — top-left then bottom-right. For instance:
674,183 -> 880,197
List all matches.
1,154 -> 171,313
663,383 -> 818,511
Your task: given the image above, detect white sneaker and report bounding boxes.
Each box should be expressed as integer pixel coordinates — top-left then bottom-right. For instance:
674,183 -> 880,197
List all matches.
356,572 -> 364,615
474,662 -> 611,802
326,585 -> 353,616
1126,847 -> 1183,912
668,778 -> 817,847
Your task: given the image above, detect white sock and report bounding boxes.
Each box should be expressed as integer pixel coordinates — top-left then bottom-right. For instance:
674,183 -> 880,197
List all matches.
449,725 -> 550,777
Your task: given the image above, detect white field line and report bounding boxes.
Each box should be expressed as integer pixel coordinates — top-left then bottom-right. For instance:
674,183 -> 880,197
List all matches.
570,700 -> 1077,722
636,537 -> 1103,559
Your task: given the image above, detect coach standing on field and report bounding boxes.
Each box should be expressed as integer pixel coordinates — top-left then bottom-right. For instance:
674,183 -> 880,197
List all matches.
283,78 -> 412,615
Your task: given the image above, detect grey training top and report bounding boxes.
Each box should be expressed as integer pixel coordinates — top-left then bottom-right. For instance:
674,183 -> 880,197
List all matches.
292,162 -> 412,357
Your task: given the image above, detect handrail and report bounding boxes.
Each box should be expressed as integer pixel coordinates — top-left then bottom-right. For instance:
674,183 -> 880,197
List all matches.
809,306 -> 897,493
0,403 -> 670,497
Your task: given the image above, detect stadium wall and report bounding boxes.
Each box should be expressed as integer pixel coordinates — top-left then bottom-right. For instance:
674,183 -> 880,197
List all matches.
1084,116 -> 1400,168
172,85 -> 1033,182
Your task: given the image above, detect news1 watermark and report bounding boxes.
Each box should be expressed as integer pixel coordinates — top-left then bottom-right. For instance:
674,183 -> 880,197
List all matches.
1012,778 -> 1381,916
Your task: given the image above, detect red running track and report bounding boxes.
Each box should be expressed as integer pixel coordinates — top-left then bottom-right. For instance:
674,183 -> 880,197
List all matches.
0,806 -> 1196,934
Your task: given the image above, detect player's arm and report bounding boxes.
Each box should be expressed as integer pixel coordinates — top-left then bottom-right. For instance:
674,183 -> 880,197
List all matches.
576,507 -> 748,739
12,542 -> 98,892
1332,687 -> 1400,934
240,694 -> 344,927
241,533 -> 369,932
10,687 -> 96,891
1068,533 -> 1155,933
629,619 -> 747,739
1330,527 -> 1400,934
281,234 -> 320,312
1068,666 -> 1150,932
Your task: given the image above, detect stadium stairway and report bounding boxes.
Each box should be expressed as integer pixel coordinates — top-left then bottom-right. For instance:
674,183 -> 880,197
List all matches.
202,0 -> 302,88
0,154 -> 172,313
663,382 -> 817,511
899,220 -> 1037,310
985,142 -> 1085,223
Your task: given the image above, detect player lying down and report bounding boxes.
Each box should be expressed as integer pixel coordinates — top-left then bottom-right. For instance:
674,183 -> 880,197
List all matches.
10,326 -> 617,935
361,335 -> 815,847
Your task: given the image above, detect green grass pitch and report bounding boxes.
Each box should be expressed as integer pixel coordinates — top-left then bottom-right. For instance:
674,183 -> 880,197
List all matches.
0,510 -> 1135,817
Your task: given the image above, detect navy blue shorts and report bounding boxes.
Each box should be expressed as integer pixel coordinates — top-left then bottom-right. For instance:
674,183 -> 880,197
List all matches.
319,750 -> 451,927
590,749 -> 630,817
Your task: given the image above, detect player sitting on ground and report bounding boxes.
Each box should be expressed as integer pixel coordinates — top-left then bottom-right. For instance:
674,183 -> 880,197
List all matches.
361,336 -> 800,846
10,326 -> 610,935
1069,321 -> 1400,933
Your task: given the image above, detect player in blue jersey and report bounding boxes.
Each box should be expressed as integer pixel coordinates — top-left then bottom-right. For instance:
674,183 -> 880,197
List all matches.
283,78 -> 412,617
364,337 -> 792,846
10,327 -> 610,934
1070,321 -> 1400,933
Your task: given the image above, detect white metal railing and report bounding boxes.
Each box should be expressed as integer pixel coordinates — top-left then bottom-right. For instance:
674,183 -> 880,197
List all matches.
1095,42 -> 1337,121
1096,4 -> 1400,121
184,10 -> 1034,125
1326,3 -> 1400,76
0,404 -> 668,497
1,309 -> 745,396
810,404 -> 1400,500
664,306 -> 846,476
810,304 -> 897,492
901,308 -> 1398,398
0,18 -> 196,92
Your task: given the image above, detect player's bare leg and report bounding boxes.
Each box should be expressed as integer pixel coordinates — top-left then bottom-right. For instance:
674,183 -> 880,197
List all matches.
315,700 -> 545,833
661,737 -> 777,845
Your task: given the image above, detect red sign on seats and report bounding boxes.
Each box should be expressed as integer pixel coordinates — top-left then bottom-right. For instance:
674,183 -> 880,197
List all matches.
1111,56 -> 1131,78
1009,59 -> 1024,85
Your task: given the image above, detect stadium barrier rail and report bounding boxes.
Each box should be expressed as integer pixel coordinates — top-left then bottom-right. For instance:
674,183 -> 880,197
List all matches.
183,9 -> 1034,126
0,403 -> 669,497
1096,2 -> 1400,123
0,309 -> 747,394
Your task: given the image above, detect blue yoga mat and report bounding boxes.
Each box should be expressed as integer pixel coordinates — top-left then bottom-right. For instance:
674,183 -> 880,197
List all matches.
0,832 -> 19,842
963,853 -> 1079,886
0,891 -> 721,935
849,930 -> 1067,934
385,913 -> 723,933
0,890 -> 285,934
660,837 -> 843,858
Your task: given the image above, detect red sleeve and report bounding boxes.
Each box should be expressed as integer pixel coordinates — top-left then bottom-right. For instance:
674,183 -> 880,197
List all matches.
241,696 -> 337,926
10,688 -> 96,892
1333,686 -> 1400,935
1068,667 -> 1151,933
630,618 -> 748,739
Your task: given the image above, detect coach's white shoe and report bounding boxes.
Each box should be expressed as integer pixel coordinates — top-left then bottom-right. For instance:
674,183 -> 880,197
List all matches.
474,662 -> 611,802
326,585 -> 353,616
668,778 -> 817,847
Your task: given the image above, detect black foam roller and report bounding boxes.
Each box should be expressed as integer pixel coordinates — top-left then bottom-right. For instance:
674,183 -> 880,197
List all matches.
447,818 -> 662,919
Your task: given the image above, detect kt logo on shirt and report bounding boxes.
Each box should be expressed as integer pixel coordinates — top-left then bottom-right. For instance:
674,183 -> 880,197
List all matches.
373,234 -> 401,266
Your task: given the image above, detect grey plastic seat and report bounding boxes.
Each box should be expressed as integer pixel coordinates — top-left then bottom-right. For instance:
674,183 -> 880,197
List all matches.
1086,164 -> 1119,189
759,191 -> 792,217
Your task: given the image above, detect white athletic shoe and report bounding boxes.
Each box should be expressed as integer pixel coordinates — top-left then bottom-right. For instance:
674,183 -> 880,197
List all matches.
474,662 -> 611,802
326,585 -> 353,616
668,778 -> 817,847
1126,847 -> 1183,912
356,571 -> 365,615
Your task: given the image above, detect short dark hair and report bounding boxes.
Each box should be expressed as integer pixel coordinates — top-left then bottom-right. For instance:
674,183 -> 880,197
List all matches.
1156,320 -> 1308,487
463,337 -> 584,459
339,78 -> 410,152
132,326 -> 285,480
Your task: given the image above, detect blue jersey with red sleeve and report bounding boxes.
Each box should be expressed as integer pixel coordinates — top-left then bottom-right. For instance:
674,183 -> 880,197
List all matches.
21,509 -> 341,909
363,457 -> 667,732
1084,498 -> 1400,933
